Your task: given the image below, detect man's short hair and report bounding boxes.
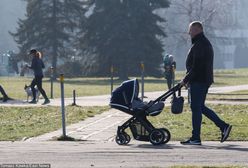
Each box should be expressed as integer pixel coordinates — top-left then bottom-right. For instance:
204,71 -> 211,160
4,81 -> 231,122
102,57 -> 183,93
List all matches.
190,21 -> 203,30
29,49 -> 37,54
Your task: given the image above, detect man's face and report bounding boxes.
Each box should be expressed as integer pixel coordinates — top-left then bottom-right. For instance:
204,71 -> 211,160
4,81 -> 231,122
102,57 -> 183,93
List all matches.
29,52 -> 35,57
188,25 -> 201,39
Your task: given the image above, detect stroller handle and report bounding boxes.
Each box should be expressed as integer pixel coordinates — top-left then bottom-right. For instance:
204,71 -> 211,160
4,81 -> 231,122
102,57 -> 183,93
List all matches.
145,84 -> 183,109
157,83 -> 182,101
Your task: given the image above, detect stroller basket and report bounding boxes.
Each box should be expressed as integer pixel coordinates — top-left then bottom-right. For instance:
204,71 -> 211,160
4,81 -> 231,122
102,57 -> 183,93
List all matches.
130,121 -> 149,141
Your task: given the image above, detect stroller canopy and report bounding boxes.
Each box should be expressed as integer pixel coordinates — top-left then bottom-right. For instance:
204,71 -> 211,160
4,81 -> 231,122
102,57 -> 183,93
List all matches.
110,79 -> 139,112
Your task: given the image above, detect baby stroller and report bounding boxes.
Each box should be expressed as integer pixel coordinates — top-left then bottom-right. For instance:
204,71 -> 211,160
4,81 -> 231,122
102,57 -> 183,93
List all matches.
110,79 -> 181,145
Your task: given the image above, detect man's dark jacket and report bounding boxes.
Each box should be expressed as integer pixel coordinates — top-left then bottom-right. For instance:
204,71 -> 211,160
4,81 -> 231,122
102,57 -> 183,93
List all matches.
183,32 -> 214,86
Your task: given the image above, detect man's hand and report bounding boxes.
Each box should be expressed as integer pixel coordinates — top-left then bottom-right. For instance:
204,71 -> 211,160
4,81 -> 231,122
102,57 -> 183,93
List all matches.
179,80 -> 185,87
179,80 -> 189,89
179,79 -> 189,89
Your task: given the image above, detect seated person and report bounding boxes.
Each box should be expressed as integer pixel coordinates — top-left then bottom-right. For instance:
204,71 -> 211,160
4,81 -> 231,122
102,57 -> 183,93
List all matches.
0,85 -> 9,102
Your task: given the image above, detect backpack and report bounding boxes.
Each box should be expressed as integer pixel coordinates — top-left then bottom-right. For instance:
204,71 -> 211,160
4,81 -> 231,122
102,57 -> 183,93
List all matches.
163,54 -> 171,66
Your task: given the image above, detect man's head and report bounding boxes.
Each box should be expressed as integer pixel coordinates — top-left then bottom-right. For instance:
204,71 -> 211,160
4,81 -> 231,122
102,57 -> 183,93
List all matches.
188,21 -> 203,39
29,49 -> 42,58
29,49 -> 37,55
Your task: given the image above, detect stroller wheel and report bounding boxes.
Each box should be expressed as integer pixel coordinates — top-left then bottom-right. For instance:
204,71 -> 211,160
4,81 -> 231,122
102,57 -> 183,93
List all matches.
159,128 -> 171,144
123,132 -> 131,144
115,133 -> 130,145
149,129 -> 165,145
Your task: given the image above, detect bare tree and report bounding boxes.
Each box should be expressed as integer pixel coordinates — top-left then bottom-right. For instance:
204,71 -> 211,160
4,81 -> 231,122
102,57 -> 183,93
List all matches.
160,0 -> 234,69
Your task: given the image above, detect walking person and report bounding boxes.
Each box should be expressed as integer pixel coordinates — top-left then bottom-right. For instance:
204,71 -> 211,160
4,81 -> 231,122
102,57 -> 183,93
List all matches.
163,54 -> 176,89
26,49 -> 50,105
180,21 -> 232,145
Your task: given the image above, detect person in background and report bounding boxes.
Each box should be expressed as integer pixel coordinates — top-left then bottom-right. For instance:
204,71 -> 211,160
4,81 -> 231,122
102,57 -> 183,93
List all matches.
180,21 -> 232,145
26,49 -> 50,105
163,54 -> 176,89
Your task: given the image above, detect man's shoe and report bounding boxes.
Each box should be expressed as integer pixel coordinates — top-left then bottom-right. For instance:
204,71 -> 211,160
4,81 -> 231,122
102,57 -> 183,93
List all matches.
42,99 -> 50,105
221,124 -> 232,143
29,100 -> 37,104
181,138 -> 201,145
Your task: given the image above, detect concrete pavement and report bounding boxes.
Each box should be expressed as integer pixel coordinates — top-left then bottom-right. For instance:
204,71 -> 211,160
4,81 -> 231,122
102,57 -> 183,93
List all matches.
0,141 -> 248,168
27,109 -> 130,142
1,85 -> 248,107
0,84 -> 248,107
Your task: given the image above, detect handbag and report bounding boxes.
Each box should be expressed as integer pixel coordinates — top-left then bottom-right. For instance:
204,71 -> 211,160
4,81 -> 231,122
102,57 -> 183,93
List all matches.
171,88 -> 184,114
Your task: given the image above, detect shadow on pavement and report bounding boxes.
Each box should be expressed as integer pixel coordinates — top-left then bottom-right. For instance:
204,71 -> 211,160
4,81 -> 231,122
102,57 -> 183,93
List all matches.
132,144 -> 175,149
200,144 -> 248,152
130,142 -> 248,152
0,99 -> 27,104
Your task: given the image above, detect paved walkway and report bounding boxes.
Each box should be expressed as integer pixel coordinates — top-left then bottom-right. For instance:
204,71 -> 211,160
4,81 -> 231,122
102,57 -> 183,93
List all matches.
1,84 -> 248,107
0,141 -> 248,168
28,109 -> 129,142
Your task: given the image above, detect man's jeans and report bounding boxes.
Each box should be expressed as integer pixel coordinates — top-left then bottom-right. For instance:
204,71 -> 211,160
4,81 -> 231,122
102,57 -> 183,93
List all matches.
190,83 -> 227,140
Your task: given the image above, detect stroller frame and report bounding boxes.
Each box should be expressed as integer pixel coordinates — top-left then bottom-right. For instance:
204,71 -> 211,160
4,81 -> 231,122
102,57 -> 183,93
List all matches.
115,83 -> 181,145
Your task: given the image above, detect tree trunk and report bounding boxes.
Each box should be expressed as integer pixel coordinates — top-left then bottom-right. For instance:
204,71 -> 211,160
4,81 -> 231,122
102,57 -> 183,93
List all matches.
52,0 -> 58,78
118,60 -> 128,80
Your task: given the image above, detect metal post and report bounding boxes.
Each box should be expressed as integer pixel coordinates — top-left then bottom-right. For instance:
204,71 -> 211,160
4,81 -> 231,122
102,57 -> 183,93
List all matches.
141,62 -> 145,101
60,74 -> 66,137
72,90 -> 76,106
50,66 -> 54,99
110,65 -> 114,94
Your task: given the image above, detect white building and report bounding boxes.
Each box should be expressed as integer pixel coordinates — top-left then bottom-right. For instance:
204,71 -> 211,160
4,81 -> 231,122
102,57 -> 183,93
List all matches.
213,0 -> 248,68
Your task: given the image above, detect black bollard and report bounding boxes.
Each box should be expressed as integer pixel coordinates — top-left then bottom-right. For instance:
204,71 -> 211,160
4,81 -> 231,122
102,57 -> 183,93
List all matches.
50,66 -> 54,99
141,62 -> 145,101
110,65 -> 114,94
72,90 -> 76,106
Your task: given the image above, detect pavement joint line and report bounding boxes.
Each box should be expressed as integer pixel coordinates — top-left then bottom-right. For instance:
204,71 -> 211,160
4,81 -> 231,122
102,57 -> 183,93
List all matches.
69,113 -> 116,134
79,121 -> 124,140
78,114 -> 130,140
107,136 -> 115,142
74,111 -> 126,132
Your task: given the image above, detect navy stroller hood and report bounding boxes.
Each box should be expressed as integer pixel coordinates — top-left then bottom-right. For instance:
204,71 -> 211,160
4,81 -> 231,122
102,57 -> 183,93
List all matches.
110,78 -> 165,116
110,79 -> 139,113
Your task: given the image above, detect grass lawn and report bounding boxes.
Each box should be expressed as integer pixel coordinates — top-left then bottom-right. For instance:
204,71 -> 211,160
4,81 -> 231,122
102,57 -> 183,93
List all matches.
148,104 -> 248,141
0,106 -> 108,141
0,68 -> 247,99
207,90 -> 248,101
213,68 -> 248,86
0,76 -> 114,99
0,104 -> 247,141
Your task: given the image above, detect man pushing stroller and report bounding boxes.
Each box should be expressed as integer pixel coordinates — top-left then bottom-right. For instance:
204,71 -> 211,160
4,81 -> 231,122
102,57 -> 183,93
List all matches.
179,21 -> 232,145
